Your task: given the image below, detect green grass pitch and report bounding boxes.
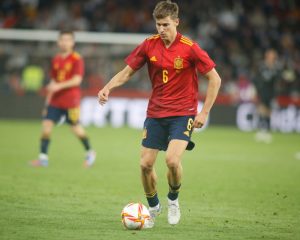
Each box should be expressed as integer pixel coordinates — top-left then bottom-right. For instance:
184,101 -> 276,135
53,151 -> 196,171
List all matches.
0,120 -> 299,240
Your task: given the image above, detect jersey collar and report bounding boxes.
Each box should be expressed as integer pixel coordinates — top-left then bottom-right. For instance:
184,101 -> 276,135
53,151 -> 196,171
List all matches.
160,32 -> 181,51
59,51 -> 73,60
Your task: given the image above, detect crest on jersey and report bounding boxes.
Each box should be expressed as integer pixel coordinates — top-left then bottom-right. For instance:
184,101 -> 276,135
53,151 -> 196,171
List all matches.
54,63 -> 59,70
64,62 -> 72,72
174,57 -> 183,70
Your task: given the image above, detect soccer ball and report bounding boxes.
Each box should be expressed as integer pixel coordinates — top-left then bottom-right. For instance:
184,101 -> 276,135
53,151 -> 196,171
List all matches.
121,203 -> 150,230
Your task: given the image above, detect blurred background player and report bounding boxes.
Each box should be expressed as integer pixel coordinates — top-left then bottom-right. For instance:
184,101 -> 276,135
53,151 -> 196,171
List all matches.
98,0 -> 221,227
254,49 -> 281,143
31,30 -> 96,168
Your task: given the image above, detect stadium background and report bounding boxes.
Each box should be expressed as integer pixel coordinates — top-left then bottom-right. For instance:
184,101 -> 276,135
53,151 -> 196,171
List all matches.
0,1 -> 300,240
0,0 -> 299,131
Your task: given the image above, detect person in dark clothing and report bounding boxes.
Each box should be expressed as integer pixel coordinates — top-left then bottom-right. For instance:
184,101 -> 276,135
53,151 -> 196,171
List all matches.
254,49 -> 281,143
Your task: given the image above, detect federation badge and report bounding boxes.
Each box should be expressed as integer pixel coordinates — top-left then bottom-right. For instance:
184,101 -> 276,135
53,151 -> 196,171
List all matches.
64,62 -> 72,71
174,57 -> 183,70
54,63 -> 59,70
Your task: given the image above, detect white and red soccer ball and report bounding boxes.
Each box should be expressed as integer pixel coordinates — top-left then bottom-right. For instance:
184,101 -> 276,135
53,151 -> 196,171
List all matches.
121,203 -> 150,230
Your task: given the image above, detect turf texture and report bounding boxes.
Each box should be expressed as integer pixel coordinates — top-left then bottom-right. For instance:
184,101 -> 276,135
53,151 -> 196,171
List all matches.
0,120 -> 299,240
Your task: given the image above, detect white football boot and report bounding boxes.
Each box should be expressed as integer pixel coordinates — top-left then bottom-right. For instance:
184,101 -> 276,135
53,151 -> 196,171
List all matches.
84,150 -> 96,168
143,203 -> 162,229
168,198 -> 181,225
30,153 -> 49,167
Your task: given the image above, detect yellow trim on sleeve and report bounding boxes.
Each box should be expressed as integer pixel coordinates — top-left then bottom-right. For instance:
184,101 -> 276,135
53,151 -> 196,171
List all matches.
180,39 -> 193,46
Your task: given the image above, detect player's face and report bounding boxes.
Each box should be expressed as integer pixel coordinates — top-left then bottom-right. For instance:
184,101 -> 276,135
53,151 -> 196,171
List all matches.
155,16 -> 179,43
57,34 -> 75,53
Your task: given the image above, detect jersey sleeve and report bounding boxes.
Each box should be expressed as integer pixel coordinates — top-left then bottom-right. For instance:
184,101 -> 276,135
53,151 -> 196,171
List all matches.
125,40 -> 147,70
191,43 -> 216,75
72,57 -> 84,77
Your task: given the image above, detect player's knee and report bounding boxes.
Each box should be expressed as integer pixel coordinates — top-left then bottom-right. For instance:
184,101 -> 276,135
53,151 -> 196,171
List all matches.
140,158 -> 154,173
41,128 -> 51,138
166,154 -> 180,170
71,124 -> 85,137
140,148 -> 157,173
41,121 -> 53,138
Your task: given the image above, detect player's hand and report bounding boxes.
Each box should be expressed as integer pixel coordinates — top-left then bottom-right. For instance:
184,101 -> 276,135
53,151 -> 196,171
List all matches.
47,82 -> 61,94
193,111 -> 208,128
98,87 -> 110,105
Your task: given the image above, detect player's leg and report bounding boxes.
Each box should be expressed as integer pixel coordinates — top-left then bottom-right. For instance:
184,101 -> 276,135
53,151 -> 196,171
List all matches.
165,139 -> 188,225
141,118 -> 167,228
165,116 -> 194,225
140,147 -> 159,207
67,107 -> 96,167
31,106 -> 59,167
140,146 -> 160,228
166,140 -> 188,197
70,123 -> 91,150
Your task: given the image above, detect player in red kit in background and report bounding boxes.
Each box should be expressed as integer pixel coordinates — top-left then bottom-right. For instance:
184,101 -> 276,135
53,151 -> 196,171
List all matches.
31,30 -> 96,168
98,0 -> 221,227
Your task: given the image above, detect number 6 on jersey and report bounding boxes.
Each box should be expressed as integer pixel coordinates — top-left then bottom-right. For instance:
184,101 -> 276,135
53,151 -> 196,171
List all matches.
162,69 -> 168,83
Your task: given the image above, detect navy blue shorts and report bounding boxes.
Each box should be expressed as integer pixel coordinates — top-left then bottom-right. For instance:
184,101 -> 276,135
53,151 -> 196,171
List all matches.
142,115 -> 195,151
44,105 -> 80,125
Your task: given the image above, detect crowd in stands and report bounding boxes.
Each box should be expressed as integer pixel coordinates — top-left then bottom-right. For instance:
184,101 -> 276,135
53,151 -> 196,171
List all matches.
0,0 -> 300,103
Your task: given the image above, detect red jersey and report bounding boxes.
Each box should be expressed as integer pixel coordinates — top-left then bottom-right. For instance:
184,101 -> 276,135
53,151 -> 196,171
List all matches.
125,32 -> 216,118
49,51 -> 84,109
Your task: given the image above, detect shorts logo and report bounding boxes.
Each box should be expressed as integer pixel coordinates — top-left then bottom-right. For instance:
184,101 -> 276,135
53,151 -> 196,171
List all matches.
174,57 -> 183,70
183,131 -> 190,137
142,128 -> 147,139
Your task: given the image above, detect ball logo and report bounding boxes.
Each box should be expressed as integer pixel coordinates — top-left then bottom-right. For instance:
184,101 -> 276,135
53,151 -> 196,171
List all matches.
121,203 -> 150,230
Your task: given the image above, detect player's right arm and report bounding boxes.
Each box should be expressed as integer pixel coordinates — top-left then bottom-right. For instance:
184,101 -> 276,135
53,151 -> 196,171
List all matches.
98,39 -> 147,105
98,65 -> 135,105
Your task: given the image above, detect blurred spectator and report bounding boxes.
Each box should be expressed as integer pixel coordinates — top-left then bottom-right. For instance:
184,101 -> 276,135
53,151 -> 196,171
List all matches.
0,0 -> 299,100
253,49 -> 281,143
8,72 -> 24,96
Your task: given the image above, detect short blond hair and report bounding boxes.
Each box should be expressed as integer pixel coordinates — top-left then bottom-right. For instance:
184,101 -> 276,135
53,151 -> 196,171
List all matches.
153,0 -> 179,20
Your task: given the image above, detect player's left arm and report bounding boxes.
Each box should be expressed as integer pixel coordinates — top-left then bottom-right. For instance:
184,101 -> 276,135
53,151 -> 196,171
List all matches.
47,56 -> 84,94
48,75 -> 82,92
47,75 -> 82,94
193,68 -> 221,128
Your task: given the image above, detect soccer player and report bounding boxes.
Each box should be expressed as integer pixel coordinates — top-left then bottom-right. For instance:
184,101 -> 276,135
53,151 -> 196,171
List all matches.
254,49 -> 281,143
31,30 -> 96,168
98,0 -> 221,227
